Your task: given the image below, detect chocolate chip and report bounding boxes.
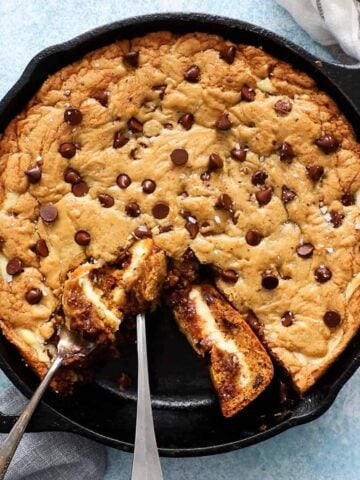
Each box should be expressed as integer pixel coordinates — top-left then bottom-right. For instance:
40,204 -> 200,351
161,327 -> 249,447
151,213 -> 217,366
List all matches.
117,173 -> 131,189
221,269 -> 238,283
170,148 -> 188,166
245,310 -> 264,336
251,170 -> 268,186
341,192 -> 355,206
35,239 -> 49,257
282,185 -> 297,204
241,85 -> 256,102
134,225 -> 152,239
152,84 -> 167,99
281,311 -> 294,327
245,230 -> 263,246
92,90 -> 109,107
159,224 -> 173,233
200,171 -> 211,182
329,210 -> 345,228
184,65 -> 201,83
274,99 -> 292,114
125,202 -> 141,217
178,113 -> 194,130
64,168 -> 81,184
230,147 -> 247,162
39,204 -> 58,223
315,134 -> 339,153
261,271 -> 279,290
152,202 -> 169,219
180,191 -> 189,198
323,310 -> 341,328
127,117 -> 143,133
72,181 -> 89,197
74,230 -> 91,246
208,153 -> 223,171
279,142 -> 295,162
306,164 -> 324,181
314,265 -> 332,283
0,237 -> 4,250
296,243 -> 314,258
98,194 -> 114,208
124,51 -> 139,67
220,45 -> 236,64
164,123 -> 173,129
64,108 -> 82,125
25,288 -> 43,305
256,187 -> 272,206
6,258 -> 23,276
59,142 -> 76,159
215,113 -> 232,130
215,193 -> 234,212
185,218 -> 199,239
24,166 -> 42,184
129,148 -> 139,160
113,131 -> 129,149
142,179 -> 156,194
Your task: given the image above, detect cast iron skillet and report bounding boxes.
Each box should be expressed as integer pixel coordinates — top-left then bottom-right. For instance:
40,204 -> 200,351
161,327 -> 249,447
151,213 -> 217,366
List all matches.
0,13 -> 359,457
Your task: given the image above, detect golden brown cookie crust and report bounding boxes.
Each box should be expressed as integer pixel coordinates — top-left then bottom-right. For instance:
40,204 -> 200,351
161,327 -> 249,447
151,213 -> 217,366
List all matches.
0,31 -> 359,393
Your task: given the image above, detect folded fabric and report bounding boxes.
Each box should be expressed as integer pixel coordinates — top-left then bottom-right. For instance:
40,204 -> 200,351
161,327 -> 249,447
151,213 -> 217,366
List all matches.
0,387 -> 107,480
277,0 -> 360,60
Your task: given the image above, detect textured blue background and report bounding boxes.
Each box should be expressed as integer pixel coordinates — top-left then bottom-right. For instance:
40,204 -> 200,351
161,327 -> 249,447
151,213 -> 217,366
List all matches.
0,1 -> 359,479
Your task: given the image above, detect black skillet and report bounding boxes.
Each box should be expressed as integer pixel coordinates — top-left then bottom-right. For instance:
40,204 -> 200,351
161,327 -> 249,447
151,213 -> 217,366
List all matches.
0,13 -> 359,457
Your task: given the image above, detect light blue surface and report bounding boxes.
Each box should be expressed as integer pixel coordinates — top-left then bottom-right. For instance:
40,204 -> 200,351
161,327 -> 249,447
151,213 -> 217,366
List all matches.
0,1 -> 358,479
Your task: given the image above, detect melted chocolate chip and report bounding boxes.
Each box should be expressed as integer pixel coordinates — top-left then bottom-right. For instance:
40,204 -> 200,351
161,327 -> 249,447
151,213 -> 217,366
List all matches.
282,185 -> 297,204
124,51 -> 139,68
241,85 -> 256,102
314,265 -> 332,283
208,153 -> 224,171
341,192 -> 355,206
170,148 -> 188,166
113,131 -> 129,149
159,224 -> 173,233
59,142 -> 76,159
329,210 -> 345,228
251,170 -> 268,186
117,173 -> 131,189
262,271 -> 279,290
200,171 -> 211,182
98,193 -> 114,208
125,202 -> 141,217
64,168 -> 81,184
315,134 -> 339,153
6,258 -> 23,276
152,202 -> 169,219
219,45 -> 236,64
184,65 -> 201,83
245,230 -> 263,246
221,269 -> 238,283
306,164 -> 324,181
245,310 -> 264,336
296,243 -> 314,258
24,166 -> 42,184
64,108 -> 82,125
92,90 -> 109,107
185,219 -> 199,239
39,204 -> 58,223
127,117 -> 143,133
72,181 -> 89,197
35,239 -> 49,257
178,113 -> 194,130
25,288 -> 43,305
215,193 -> 234,212
215,113 -> 232,130
256,187 -> 272,206
142,179 -> 156,194
134,225 -> 152,239
74,230 -> 91,246
230,147 -> 247,162
274,99 -> 292,114
281,311 -> 294,327
323,310 -> 341,328
279,142 -> 295,162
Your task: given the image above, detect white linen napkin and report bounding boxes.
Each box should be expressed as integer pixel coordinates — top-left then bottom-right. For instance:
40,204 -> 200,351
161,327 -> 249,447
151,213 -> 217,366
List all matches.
277,0 -> 360,60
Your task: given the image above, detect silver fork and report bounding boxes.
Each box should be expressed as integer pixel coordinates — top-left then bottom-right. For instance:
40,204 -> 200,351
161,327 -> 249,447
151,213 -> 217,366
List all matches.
0,327 -> 95,479
131,313 -> 163,480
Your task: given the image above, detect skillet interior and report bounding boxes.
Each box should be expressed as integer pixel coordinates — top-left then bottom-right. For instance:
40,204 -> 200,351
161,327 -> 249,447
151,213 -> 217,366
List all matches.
0,13 -> 359,456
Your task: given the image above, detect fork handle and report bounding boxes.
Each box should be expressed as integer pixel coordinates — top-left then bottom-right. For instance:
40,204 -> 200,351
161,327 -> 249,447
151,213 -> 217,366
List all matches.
0,355 -> 63,479
131,313 -> 163,480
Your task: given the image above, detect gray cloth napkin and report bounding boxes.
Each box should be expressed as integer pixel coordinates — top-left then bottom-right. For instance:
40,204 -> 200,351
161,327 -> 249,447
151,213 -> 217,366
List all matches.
0,387 -> 107,480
